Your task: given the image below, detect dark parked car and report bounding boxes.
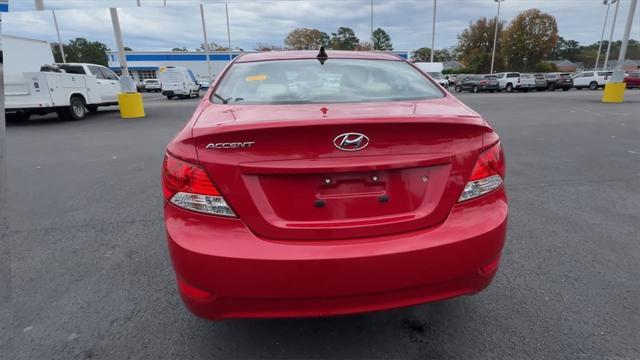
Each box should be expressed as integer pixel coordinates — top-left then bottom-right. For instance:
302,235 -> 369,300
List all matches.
544,73 -> 573,91
624,72 -> 640,89
454,75 -> 499,93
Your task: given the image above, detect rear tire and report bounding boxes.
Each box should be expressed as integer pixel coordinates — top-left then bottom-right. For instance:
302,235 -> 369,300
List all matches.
167,95 -> 174,100
589,81 -> 598,90
455,85 -> 462,93
57,96 -> 86,121
505,83 -> 513,93
472,85 -> 479,93
547,83 -> 556,91
562,87 -> 570,91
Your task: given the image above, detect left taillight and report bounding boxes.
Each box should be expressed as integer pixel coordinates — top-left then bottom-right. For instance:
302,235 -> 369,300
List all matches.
162,153 -> 236,217
458,141 -> 505,202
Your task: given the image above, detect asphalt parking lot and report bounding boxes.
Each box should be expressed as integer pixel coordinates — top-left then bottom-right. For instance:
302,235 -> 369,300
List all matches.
3,90 -> 640,359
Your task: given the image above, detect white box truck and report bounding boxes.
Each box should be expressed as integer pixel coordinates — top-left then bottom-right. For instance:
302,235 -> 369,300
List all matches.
3,35 -> 120,121
159,66 -> 201,99
414,62 -> 449,88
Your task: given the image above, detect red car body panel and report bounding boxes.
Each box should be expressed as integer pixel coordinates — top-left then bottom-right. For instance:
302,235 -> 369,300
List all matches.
164,51 -> 508,320
623,73 -> 640,88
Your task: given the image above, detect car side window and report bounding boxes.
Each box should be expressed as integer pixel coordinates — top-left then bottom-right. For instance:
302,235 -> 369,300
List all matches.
88,65 -> 106,79
507,73 -> 518,78
583,72 -> 594,77
99,67 -> 119,80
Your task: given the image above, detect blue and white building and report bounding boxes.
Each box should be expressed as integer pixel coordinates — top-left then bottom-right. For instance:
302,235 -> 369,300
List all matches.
107,51 -> 244,83
107,50 -> 409,83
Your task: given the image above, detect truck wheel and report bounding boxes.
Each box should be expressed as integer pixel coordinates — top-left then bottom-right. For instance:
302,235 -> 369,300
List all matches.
506,83 -> 513,93
86,105 -> 98,113
589,81 -> 598,90
58,96 -> 87,121
547,83 -> 556,91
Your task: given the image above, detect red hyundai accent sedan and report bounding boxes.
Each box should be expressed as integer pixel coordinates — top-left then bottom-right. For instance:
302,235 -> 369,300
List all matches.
162,50 -> 507,320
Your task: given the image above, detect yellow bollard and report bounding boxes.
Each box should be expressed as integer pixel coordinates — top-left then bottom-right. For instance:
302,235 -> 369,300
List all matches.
602,82 -> 626,103
118,92 -> 145,118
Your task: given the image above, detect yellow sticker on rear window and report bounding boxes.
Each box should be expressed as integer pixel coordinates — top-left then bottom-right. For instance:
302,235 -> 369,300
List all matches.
246,74 -> 267,82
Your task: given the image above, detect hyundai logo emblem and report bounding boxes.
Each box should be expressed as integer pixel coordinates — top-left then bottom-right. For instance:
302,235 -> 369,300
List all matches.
333,133 -> 370,151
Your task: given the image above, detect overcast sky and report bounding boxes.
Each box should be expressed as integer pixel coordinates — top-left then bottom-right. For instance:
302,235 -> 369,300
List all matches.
3,0 -> 639,52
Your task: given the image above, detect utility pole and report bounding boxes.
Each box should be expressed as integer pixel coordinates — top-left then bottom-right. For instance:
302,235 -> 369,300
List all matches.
225,3 -> 232,61
595,0 -> 612,70
430,0 -> 436,62
490,0 -> 504,74
603,0 -> 620,70
51,10 -> 66,63
199,3 -> 212,80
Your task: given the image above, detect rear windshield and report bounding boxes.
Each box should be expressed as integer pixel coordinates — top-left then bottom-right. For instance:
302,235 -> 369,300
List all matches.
211,59 -> 444,105
161,71 -> 183,82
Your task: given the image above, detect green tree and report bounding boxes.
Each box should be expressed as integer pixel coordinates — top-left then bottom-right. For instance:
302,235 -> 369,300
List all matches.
254,43 -> 283,51
501,9 -> 558,71
355,42 -> 372,51
372,28 -> 392,51
124,46 -> 132,51
199,42 -> 229,51
411,47 -> 452,62
284,28 -> 330,50
52,37 -> 110,66
330,27 -> 360,50
456,17 -> 505,73
171,46 -> 188,52
550,37 -> 581,61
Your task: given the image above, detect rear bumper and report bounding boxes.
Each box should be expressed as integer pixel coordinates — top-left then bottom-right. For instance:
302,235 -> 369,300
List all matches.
162,90 -> 187,96
165,188 -> 508,320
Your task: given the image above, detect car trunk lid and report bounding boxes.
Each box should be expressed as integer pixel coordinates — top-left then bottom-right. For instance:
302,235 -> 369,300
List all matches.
192,98 -> 486,240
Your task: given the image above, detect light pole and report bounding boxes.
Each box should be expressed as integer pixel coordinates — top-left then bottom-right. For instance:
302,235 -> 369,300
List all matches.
603,0 -> 638,103
595,0 -> 612,70
430,0 -> 436,62
490,0 -> 504,74
199,3 -> 212,81
370,0 -> 374,50
603,0 -> 620,70
225,2 -> 232,61
51,10 -> 66,63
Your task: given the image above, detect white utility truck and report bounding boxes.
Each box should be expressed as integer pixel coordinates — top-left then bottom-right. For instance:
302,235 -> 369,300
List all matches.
414,62 -> 449,88
5,63 -> 121,121
3,35 -> 120,122
159,66 -> 201,99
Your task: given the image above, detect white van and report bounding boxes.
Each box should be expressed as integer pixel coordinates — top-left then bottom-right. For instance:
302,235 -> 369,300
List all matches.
159,66 -> 201,99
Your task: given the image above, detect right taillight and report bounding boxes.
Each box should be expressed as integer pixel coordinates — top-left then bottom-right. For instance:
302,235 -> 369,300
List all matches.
162,153 -> 235,217
458,141 -> 505,202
